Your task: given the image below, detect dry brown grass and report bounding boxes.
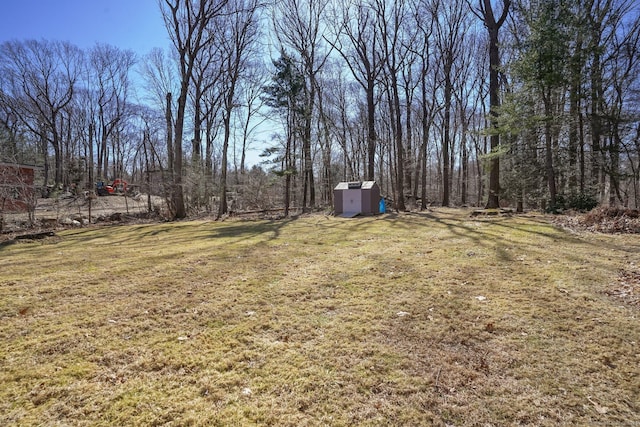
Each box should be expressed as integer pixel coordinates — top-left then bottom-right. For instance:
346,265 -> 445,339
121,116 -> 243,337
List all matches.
1,209 -> 639,426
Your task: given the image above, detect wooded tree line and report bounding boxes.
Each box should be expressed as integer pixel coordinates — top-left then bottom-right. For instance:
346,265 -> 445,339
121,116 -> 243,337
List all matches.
1,0 -> 638,219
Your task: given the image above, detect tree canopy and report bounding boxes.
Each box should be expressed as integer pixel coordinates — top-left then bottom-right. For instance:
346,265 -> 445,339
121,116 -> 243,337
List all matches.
1,0 -> 639,217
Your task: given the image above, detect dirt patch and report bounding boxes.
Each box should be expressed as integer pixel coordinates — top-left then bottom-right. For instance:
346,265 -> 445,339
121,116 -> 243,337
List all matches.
1,194 -> 167,243
34,193 -> 165,218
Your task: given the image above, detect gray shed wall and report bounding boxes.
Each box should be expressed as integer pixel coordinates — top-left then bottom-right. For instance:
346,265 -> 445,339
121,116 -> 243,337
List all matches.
361,183 -> 380,214
334,189 -> 344,214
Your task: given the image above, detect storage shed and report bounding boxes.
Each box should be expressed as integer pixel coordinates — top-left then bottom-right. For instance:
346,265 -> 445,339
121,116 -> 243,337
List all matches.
334,181 -> 380,217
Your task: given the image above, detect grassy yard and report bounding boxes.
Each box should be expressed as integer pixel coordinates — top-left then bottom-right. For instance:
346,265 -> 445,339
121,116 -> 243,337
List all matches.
1,209 -> 638,426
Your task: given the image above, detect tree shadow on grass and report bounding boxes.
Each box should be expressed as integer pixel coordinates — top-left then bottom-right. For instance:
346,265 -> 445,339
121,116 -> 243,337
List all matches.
47,216 -> 301,252
375,209 -> 639,270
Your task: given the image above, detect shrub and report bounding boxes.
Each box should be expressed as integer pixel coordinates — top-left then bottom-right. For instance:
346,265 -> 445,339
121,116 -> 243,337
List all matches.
546,192 -> 598,213
567,193 -> 598,212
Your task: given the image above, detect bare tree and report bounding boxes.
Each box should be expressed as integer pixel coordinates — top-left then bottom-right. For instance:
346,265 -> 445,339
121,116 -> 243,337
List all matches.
139,48 -> 179,110
471,0 -> 510,208
216,0 -> 263,218
432,0 -> 471,206
601,1 -> 640,206
159,0 -> 230,219
233,62 -> 269,180
330,0 -> 384,181
272,0 -> 333,210
87,44 -> 136,181
0,89 -> 23,162
0,40 -> 82,187
375,0 -> 413,211
188,33 -> 225,210
413,0 -> 441,209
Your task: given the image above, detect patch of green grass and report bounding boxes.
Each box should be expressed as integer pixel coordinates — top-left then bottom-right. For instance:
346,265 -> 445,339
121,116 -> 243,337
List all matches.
1,209 -> 639,426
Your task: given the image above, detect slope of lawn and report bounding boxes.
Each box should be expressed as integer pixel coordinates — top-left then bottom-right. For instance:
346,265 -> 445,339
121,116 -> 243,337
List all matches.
1,209 -> 638,426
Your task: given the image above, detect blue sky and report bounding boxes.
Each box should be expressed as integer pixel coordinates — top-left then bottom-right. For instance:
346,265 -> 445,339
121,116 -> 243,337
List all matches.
0,0 -> 170,54
0,0 -> 273,165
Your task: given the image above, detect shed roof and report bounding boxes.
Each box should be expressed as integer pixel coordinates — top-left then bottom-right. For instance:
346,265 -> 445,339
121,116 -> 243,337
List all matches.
334,181 -> 378,190
334,182 -> 350,190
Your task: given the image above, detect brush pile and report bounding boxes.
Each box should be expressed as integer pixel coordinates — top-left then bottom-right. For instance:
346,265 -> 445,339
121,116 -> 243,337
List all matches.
554,206 -> 640,234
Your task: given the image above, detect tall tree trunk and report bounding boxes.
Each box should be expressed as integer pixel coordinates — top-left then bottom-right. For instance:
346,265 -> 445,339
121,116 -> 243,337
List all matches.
393,83 -> 406,211
218,111 -> 231,219
366,79 -> 376,181
485,25 -> 501,209
165,92 -> 175,214
302,133 -> 314,210
477,0 -> 510,208
568,34 -> 583,196
420,134 -> 428,210
419,53 -> 433,210
192,84 -> 203,209
88,122 -> 95,191
461,128 -> 468,206
404,77 -> 413,197
302,80 -> 316,210
205,116 -> 215,210
39,123 -> 49,189
579,110 -> 586,192
544,115 -> 557,210
442,59 -> 452,207
284,113 -> 293,217
100,122 -> 109,180
52,125 -> 63,187
193,86 -> 203,164
609,128 -> 622,206
173,84 -> 188,219
143,129 -> 152,212
590,22 -> 603,197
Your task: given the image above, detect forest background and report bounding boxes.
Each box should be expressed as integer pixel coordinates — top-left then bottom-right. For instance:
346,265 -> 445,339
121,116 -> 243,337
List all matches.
1,0 -> 639,220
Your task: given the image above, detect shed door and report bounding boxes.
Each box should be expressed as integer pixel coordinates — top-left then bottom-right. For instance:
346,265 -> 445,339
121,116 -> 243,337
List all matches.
343,189 -> 361,213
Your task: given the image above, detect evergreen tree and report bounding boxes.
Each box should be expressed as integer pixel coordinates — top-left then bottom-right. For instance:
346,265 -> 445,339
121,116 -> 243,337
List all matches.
508,0 -> 572,211
262,53 -> 306,216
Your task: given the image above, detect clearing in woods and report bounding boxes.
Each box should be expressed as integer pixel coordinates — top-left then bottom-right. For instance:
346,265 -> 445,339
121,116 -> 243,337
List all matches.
1,209 -> 638,426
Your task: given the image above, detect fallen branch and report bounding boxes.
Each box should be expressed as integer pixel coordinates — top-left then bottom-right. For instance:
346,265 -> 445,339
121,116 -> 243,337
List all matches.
14,231 -> 56,240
